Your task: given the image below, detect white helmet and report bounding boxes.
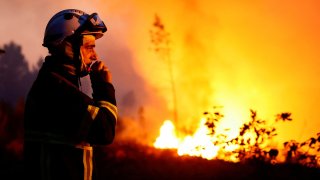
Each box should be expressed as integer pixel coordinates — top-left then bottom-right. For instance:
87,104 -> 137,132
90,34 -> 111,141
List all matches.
43,9 -> 107,47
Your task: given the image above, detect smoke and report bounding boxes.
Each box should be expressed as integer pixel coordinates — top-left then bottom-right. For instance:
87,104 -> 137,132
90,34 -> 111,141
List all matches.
118,0 -> 320,143
1,0 -> 320,144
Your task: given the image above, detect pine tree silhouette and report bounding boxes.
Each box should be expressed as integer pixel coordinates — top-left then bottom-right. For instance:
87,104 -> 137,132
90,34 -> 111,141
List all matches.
0,42 -> 40,106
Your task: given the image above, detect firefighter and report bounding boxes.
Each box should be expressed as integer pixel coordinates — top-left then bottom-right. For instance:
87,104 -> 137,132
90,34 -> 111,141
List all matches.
24,9 -> 117,180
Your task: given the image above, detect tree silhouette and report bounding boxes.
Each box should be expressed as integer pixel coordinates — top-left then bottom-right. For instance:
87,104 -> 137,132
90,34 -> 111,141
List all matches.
149,14 -> 179,125
0,42 -> 40,106
0,41 -> 41,159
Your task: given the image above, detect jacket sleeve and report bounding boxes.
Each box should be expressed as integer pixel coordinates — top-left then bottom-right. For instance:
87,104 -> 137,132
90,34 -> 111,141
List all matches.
25,69 -> 117,146
87,77 -> 117,145
50,71 -> 117,146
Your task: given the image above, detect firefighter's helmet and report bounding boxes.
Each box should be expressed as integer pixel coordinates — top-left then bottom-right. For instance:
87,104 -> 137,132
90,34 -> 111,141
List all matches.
43,9 -> 107,48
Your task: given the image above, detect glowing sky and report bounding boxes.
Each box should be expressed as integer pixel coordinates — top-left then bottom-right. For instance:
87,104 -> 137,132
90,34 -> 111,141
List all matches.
1,0 -> 320,144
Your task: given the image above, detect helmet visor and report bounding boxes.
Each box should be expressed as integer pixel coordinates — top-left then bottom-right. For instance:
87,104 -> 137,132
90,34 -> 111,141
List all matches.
85,13 -> 107,33
75,13 -> 107,36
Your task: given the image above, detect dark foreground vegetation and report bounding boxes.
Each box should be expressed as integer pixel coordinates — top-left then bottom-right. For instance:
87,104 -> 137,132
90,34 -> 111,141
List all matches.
94,141 -> 320,180
1,140 -> 319,180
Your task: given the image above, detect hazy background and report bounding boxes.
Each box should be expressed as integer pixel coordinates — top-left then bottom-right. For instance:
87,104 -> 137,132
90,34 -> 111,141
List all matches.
1,0 -> 320,146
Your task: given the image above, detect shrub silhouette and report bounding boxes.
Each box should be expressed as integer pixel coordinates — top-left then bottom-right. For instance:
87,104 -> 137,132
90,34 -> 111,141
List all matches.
201,107 -> 320,168
284,133 -> 320,168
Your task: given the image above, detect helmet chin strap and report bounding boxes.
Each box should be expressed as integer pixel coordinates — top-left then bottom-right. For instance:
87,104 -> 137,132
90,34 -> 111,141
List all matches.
78,50 -> 90,77
67,35 -> 89,78
60,35 -> 91,78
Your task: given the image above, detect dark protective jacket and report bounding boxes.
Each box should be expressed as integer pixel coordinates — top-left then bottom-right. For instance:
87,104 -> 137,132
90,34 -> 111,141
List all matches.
24,56 -> 117,180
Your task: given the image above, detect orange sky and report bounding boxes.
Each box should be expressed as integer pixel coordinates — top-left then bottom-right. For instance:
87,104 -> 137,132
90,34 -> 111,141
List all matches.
1,0 -> 320,144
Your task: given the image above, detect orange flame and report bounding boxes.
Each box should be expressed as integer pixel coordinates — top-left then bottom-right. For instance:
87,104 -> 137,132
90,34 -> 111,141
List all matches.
154,120 -> 179,149
154,118 -> 241,162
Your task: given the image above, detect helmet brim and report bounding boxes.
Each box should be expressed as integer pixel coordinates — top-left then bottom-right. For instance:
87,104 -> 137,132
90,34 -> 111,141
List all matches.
81,31 -> 104,39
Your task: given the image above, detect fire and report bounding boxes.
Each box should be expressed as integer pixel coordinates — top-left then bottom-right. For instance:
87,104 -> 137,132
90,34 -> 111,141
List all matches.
153,120 -> 179,149
152,105 -> 287,163
176,118 -> 219,160
154,118 -> 240,161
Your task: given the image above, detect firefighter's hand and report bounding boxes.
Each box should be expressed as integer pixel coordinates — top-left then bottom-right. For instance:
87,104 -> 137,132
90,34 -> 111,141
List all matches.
90,61 -> 112,83
90,61 -> 115,101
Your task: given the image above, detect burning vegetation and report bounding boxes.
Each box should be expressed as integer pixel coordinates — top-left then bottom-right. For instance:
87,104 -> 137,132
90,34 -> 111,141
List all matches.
148,14 -> 320,169
153,107 -> 320,168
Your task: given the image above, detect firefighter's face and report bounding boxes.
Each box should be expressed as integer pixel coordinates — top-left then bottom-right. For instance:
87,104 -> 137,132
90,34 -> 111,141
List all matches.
80,35 -> 98,66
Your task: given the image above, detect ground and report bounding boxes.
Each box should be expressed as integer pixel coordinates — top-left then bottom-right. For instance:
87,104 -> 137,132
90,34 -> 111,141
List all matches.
1,141 -> 319,180
94,141 -> 320,180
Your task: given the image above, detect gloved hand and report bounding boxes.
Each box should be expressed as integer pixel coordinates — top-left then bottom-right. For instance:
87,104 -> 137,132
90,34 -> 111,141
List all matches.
89,61 -> 115,102
90,61 -> 112,83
